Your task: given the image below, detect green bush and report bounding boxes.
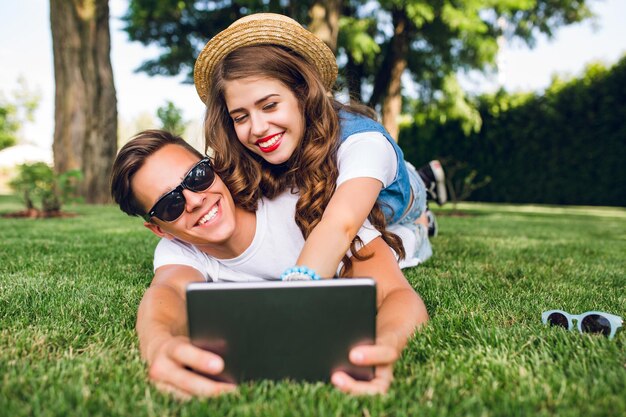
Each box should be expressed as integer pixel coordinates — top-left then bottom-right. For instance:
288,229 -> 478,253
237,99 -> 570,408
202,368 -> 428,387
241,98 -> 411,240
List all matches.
400,56 -> 626,206
156,100 -> 186,136
0,105 -> 18,150
0,77 -> 40,151
8,162 -> 83,213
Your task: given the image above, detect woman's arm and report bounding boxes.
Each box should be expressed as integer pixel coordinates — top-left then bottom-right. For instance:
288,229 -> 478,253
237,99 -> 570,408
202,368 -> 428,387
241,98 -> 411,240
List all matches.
294,176 -> 383,277
136,264 -> 237,398
294,131 -> 399,279
330,237 -> 429,395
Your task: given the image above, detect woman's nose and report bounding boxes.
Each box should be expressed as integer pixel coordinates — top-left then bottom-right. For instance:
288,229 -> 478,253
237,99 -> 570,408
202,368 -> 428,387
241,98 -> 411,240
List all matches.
250,112 -> 269,137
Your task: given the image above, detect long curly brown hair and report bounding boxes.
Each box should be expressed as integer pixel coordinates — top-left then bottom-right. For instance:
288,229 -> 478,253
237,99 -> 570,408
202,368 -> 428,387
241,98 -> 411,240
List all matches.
204,45 -> 404,275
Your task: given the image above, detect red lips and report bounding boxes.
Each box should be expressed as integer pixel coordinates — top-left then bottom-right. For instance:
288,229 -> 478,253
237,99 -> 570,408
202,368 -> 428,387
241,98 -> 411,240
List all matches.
255,132 -> 283,153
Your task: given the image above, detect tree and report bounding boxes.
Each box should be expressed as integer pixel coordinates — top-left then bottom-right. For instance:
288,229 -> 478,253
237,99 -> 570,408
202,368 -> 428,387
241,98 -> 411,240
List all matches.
309,0 -> 342,52
122,0 -> 314,81
0,77 -> 40,150
156,100 -> 186,135
50,0 -> 118,204
340,0 -> 594,139
122,0 -> 595,140
0,104 -> 19,151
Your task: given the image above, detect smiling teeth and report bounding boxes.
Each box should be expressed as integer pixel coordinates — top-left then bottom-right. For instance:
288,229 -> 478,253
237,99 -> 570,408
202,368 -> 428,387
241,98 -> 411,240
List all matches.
258,134 -> 282,149
198,205 -> 218,225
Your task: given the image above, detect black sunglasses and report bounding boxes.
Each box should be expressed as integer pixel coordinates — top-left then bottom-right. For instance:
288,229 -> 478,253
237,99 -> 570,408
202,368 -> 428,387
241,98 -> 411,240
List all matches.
143,158 -> 216,222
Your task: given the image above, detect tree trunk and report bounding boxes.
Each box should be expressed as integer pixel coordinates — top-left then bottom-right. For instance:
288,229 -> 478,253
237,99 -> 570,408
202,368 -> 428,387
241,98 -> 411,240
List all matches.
50,0 -> 117,204
381,11 -> 409,141
308,0 -> 341,53
368,9 -> 409,141
345,54 -> 364,103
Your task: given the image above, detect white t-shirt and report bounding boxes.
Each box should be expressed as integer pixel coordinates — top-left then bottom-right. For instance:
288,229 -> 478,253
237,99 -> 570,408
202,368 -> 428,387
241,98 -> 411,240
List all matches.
336,132 -> 398,188
154,191 -> 382,282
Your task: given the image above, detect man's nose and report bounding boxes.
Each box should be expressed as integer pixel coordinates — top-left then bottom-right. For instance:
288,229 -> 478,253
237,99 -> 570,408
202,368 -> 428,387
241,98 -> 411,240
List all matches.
182,187 -> 205,212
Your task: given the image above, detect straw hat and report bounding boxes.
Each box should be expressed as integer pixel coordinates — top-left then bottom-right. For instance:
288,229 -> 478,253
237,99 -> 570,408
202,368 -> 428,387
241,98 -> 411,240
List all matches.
193,13 -> 338,103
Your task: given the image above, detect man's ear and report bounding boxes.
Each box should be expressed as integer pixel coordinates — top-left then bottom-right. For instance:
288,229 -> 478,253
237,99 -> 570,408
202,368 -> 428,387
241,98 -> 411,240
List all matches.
144,221 -> 175,240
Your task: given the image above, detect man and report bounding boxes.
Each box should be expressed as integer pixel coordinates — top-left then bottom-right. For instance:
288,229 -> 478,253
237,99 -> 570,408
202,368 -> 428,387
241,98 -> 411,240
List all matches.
110,130 -> 428,398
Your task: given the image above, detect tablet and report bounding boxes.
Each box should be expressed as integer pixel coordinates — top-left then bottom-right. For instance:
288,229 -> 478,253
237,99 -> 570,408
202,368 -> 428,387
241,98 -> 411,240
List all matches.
186,278 -> 376,383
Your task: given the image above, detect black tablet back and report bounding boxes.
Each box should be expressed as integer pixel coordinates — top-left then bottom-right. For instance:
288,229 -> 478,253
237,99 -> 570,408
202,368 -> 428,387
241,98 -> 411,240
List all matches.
186,278 -> 376,383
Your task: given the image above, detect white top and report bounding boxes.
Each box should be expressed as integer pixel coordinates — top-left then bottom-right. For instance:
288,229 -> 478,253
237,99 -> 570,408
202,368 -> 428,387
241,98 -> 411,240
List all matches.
336,132 -> 398,188
154,191 -> 383,282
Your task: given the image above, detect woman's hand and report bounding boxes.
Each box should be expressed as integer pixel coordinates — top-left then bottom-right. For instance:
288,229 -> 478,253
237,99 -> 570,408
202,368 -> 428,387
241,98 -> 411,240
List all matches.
146,334 -> 237,399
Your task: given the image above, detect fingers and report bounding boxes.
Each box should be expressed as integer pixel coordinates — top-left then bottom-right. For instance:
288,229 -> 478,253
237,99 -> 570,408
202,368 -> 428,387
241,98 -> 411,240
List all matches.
168,337 -> 225,375
150,361 -> 236,398
153,381 -> 193,401
148,338 -> 400,397
331,367 -> 393,395
349,344 -> 398,367
330,343 -> 398,395
148,336 -> 237,398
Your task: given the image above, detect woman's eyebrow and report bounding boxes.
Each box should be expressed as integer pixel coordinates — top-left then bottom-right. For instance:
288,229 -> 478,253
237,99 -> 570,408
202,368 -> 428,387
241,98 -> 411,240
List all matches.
228,94 -> 280,115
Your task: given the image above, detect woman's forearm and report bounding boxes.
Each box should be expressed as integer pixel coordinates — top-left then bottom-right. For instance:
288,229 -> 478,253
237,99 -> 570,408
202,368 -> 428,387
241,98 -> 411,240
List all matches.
295,178 -> 384,278
295,217 -> 354,277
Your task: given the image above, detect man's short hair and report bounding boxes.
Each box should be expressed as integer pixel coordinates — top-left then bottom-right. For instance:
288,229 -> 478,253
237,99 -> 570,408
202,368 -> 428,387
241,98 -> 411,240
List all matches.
110,129 -> 204,217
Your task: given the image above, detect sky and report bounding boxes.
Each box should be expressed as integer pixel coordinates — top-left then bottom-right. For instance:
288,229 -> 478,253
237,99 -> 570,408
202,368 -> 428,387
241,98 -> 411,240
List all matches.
0,0 -> 625,150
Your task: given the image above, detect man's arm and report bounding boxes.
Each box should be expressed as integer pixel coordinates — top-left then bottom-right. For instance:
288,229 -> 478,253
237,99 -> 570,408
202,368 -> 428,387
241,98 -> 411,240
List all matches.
136,264 -> 236,398
330,237 -> 429,395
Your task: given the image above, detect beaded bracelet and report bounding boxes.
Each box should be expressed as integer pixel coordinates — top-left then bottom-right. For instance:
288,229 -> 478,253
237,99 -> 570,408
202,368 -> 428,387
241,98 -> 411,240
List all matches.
280,265 -> 321,281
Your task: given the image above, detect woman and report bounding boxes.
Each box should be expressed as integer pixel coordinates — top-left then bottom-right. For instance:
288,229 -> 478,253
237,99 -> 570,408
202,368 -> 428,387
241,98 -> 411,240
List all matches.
195,13 -> 434,281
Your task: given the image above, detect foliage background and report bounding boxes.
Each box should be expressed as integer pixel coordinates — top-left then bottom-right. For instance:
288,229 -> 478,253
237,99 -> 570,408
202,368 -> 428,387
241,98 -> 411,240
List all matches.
0,78 -> 39,151
122,0 -> 596,149
400,56 -> 626,206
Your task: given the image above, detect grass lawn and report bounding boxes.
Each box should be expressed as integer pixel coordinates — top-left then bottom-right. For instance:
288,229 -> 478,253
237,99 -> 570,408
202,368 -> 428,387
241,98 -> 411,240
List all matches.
0,195 -> 624,417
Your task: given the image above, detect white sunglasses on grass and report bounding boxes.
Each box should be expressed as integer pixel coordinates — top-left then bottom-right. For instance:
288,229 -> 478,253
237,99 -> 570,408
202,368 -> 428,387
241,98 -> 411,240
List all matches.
542,310 -> 623,339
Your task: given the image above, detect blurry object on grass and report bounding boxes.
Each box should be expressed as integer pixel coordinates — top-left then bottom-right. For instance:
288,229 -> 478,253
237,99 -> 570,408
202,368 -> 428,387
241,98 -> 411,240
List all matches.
0,144 -> 53,194
442,158 -> 491,213
4,162 -> 82,218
